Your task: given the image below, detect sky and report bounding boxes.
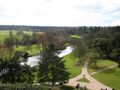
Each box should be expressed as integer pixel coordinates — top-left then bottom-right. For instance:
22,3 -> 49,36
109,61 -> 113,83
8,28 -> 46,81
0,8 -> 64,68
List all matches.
0,0 -> 120,26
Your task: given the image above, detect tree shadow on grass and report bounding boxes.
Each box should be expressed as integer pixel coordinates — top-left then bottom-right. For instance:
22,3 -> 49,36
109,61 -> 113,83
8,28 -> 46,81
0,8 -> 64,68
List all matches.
60,86 -> 75,90
101,68 -> 115,74
91,66 -> 107,71
91,65 -> 116,73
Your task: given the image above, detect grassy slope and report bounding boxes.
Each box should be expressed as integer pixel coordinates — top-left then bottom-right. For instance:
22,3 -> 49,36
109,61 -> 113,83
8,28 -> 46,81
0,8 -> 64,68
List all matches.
93,67 -> 120,90
63,52 -> 82,78
88,59 -> 117,73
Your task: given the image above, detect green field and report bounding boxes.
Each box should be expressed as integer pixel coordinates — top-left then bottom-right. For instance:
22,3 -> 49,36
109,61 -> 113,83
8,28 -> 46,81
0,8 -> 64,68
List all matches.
63,52 -> 82,78
14,45 -> 40,56
70,35 -> 81,39
88,59 -> 120,89
0,30 -> 32,41
93,66 -> 120,90
88,59 -> 117,73
0,30 -> 39,56
0,30 -> 17,41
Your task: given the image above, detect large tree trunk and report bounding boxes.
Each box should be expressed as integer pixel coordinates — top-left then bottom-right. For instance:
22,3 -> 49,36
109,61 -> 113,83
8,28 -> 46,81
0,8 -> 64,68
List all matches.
94,62 -> 97,68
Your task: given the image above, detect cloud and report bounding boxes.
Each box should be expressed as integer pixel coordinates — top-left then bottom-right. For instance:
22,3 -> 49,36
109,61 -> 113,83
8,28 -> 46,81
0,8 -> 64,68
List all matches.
111,19 -> 120,26
0,0 -> 120,26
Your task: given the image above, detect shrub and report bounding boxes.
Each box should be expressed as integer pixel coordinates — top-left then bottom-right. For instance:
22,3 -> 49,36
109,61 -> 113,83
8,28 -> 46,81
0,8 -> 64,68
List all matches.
0,84 -> 49,90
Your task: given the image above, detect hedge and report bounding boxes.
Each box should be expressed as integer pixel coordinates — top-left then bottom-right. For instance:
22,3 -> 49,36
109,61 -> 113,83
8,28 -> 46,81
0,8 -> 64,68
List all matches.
0,84 -> 51,90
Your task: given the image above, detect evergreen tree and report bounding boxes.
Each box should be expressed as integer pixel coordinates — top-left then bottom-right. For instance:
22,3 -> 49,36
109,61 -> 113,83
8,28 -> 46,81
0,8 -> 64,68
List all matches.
38,44 -> 69,85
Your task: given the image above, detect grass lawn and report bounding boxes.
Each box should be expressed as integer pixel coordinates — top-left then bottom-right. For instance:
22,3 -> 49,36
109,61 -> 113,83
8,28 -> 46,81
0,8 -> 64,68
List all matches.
78,78 -> 90,83
93,66 -> 120,90
0,30 -> 17,41
70,35 -> 81,39
14,45 -> 40,56
63,52 -> 82,78
0,30 -> 40,56
88,59 -> 117,73
0,30 -> 32,41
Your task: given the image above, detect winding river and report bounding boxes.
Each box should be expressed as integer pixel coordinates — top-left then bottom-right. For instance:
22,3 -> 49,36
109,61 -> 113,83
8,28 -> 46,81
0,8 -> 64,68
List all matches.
26,46 -> 74,67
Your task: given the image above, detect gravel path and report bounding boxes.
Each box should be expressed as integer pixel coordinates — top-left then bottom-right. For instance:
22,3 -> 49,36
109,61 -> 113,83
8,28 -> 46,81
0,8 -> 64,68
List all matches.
91,64 -> 118,75
66,59 -> 114,90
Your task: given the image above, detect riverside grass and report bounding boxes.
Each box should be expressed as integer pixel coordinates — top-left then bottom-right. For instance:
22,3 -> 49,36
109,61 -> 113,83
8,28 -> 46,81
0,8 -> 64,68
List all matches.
63,52 -> 82,78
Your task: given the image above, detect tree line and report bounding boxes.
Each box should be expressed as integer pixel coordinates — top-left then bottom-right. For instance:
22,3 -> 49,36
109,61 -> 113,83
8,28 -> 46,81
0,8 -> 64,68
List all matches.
70,26 -> 120,67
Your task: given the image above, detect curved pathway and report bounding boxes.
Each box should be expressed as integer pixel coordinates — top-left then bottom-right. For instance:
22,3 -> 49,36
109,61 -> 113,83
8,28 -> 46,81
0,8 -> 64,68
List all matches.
66,59 -> 113,90
91,64 -> 118,75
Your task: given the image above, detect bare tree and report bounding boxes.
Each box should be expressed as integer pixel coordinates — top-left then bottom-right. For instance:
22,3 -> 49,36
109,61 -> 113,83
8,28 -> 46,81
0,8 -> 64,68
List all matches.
0,42 -> 7,59
4,31 -> 14,60
22,34 -> 32,52
74,38 -> 88,64
36,33 -> 48,54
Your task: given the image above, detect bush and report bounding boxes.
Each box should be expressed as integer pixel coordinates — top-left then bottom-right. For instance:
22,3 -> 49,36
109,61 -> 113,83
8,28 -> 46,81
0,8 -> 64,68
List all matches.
0,84 -> 49,90
0,84 -> 88,90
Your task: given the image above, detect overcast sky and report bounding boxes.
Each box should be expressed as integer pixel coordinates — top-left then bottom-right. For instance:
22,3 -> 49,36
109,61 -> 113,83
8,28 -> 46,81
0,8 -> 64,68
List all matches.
0,0 -> 120,26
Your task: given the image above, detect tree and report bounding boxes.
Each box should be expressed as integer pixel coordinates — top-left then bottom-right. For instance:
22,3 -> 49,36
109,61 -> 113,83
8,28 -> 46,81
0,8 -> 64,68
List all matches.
74,38 -> 88,64
0,42 -> 7,59
36,33 -> 48,54
31,32 -> 37,44
46,31 -> 68,50
16,30 -> 24,36
0,57 -> 21,83
89,51 -> 100,68
4,31 -> 14,60
38,44 -> 69,85
16,65 -> 35,84
22,52 -> 29,62
0,55 -> 35,84
22,34 -> 31,51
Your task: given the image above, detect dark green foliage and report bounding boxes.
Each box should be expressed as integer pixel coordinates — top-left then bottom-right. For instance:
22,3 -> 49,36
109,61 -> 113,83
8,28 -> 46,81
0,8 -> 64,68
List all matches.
89,51 -> 100,67
0,58 -> 21,83
0,57 -> 35,84
0,84 -> 88,90
81,26 -> 120,66
22,52 -> 29,62
0,84 -> 49,90
15,65 -> 35,84
38,44 -> 69,85
95,33 -> 120,65
60,85 -> 75,90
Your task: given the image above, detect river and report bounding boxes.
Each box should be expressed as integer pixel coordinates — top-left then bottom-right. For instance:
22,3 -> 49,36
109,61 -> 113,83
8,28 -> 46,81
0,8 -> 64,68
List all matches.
24,46 -> 74,67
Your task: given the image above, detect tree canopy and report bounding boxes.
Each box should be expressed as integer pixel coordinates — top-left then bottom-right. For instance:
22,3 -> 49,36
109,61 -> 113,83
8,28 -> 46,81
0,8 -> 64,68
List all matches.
38,44 -> 69,85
